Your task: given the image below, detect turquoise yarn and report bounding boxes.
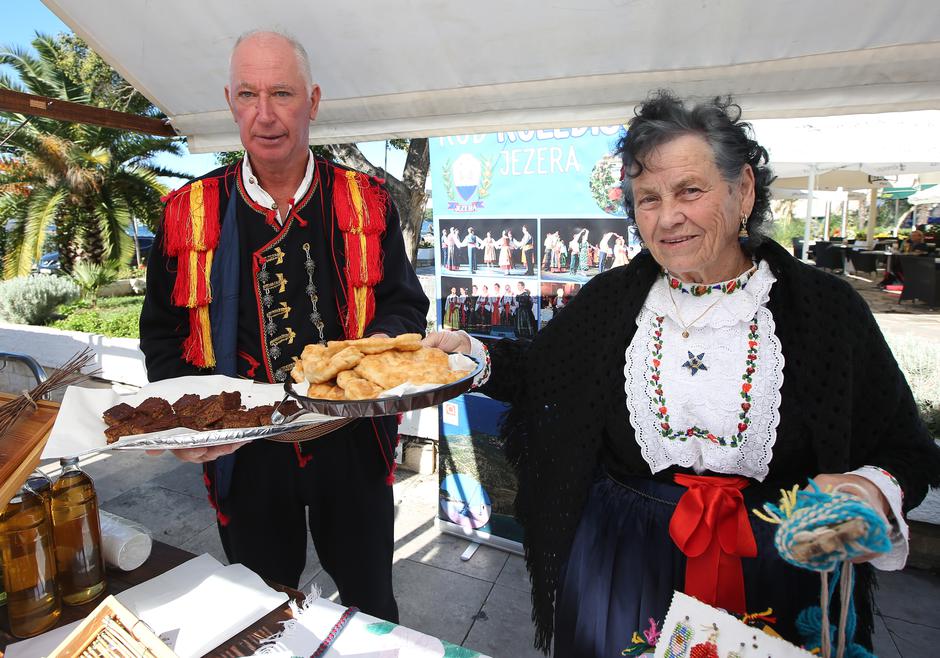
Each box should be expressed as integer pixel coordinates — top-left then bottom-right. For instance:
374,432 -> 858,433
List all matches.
794,565 -> 875,658
757,478 -> 892,657
768,479 -> 892,573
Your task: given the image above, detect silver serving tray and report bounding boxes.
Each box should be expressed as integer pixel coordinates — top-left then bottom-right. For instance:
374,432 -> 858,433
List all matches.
71,412 -> 349,460
281,354 -> 483,418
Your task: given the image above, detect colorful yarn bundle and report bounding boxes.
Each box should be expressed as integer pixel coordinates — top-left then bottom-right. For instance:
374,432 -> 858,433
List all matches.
754,479 -> 892,658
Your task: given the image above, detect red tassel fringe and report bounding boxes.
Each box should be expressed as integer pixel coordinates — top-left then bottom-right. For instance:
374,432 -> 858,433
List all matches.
181,307 -> 212,368
202,468 -> 230,526
333,169 -> 387,338
294,442 -> 313,468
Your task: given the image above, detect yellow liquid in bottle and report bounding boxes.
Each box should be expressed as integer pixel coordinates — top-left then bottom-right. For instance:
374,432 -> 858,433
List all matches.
0,491 -> 61,638
51,471 -> 106,606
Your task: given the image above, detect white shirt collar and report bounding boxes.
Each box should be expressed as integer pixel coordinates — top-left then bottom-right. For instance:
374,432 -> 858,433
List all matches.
241,150 -> 315,224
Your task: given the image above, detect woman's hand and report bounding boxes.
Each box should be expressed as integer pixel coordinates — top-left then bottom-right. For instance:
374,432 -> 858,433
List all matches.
146,441 -> 247,464
423,330 -> 472,355
811,473 -> 891,564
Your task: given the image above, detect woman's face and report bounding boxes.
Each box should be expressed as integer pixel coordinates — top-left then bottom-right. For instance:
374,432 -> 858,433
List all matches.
630,134 -> 754,282
450,287 -> 456,294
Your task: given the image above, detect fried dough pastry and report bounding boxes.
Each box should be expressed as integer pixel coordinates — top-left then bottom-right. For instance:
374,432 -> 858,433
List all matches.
354,347 -> 466,390
327,333 -> 422,355
291,338 -> 471,401
336,370 -> 384,400
303,346 -> 364,384
306,382 -> 346,400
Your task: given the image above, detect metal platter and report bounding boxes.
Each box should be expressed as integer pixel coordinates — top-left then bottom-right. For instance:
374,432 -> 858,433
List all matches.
281,355 -> 483,418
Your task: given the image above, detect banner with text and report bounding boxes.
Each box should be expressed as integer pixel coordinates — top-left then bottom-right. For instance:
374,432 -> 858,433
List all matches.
430,126 -> 626,218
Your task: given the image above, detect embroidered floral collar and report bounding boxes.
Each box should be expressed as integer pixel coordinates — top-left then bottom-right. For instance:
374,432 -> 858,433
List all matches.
664,262 -> 758,296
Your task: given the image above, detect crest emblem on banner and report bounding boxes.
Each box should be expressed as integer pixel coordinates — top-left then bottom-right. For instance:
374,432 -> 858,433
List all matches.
442,153 -> 494,212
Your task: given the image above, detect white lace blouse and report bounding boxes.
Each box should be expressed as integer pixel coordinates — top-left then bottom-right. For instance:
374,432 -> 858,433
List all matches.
625,260 -> 783,481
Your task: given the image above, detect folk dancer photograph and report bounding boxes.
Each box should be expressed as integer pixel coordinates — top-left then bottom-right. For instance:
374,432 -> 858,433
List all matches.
598,231 -> 616,273
462,226 -> 483,273
482,231 -> 498,268
516,225 -> 536,275
512,281 -> 536,338
444,287 -> 461,330
498,230 -> 514,273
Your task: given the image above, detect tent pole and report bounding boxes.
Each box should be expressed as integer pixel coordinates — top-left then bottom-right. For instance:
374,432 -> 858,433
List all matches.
801,165 -> 816,260
841,192 -> 849,239
865,188 -> 878,248
823,201 -> 831,239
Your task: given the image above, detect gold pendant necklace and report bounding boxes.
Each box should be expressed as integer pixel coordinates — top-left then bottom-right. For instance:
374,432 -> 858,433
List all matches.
667,285 -> 725,338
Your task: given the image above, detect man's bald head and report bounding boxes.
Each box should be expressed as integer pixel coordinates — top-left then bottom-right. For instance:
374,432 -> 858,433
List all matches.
230,29 -> 313,91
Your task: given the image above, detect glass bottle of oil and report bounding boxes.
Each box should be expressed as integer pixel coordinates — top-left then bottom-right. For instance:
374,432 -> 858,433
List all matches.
50,457 -> 106,605
0,470 -> 55,609
0,483 -> 61,637
25,470 -> 53,505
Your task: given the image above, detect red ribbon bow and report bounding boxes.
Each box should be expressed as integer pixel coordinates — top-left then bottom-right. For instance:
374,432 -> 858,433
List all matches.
669,474 -> 757,613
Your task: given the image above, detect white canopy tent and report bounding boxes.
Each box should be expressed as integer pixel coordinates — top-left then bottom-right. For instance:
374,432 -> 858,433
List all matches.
42,0 -> 940,153
744,112 -> 940,254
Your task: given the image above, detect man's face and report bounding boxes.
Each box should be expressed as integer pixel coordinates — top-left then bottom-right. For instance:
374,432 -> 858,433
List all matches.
225,35 -> 321,170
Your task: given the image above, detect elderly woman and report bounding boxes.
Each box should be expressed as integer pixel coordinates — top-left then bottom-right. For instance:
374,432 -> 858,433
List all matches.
426,92 -> 940,657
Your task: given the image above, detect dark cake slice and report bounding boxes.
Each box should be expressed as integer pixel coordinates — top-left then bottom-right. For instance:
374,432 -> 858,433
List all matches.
276,400 -> 302,417
142,415 -> 181,433
136,396 -> 173,419
220,390 -> 242,411
172,393 -> 201,415
102,402 -> 137,427
220,409 -> 259,429
188,395 -> 225,430
104,415 -> 152,443
253,405 -> 275,426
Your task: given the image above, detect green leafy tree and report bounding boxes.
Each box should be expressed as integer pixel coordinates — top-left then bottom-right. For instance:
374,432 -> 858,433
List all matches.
0,33 -> 186,277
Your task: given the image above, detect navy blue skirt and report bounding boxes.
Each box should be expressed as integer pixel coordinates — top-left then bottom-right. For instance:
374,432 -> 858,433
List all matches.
553,474 -> 823,658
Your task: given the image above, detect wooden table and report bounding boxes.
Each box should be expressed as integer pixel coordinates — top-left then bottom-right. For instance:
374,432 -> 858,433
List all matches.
0,541 -> 304,656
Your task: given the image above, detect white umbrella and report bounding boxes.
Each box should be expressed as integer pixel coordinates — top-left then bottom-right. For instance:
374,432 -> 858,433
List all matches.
908,187 -> 940,206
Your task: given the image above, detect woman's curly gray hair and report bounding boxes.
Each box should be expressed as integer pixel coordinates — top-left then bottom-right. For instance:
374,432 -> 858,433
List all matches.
617,90 -> 775,247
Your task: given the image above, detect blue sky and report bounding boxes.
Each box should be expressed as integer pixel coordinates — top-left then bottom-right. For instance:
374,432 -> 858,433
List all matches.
2,1 -> 405,186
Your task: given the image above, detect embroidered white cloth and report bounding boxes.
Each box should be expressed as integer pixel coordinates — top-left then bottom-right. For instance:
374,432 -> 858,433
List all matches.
242,150 -> 315,224
625,260 -> 784,481
849,465 -> 909,570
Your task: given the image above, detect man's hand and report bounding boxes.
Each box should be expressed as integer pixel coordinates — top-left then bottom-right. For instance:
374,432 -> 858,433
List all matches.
423,330 -> 471,355
146,441 -> 247,464
810,473 -> 891,564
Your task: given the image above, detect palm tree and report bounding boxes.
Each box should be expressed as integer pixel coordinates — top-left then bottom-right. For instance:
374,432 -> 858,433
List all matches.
0,33 -> 186,277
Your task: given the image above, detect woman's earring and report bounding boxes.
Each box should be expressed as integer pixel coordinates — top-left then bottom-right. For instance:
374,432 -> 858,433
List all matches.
739,213 -> 749,238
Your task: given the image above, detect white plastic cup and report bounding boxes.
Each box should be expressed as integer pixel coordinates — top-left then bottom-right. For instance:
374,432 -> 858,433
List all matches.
98,510 -> 152,571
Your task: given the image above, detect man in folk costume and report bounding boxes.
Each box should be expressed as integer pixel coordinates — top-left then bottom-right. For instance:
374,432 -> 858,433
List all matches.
462,226 -> 483,274
516,225 -> 535,275
139,30 -> 428,623
598,231 -> 616,273
478,284 -> 492,334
